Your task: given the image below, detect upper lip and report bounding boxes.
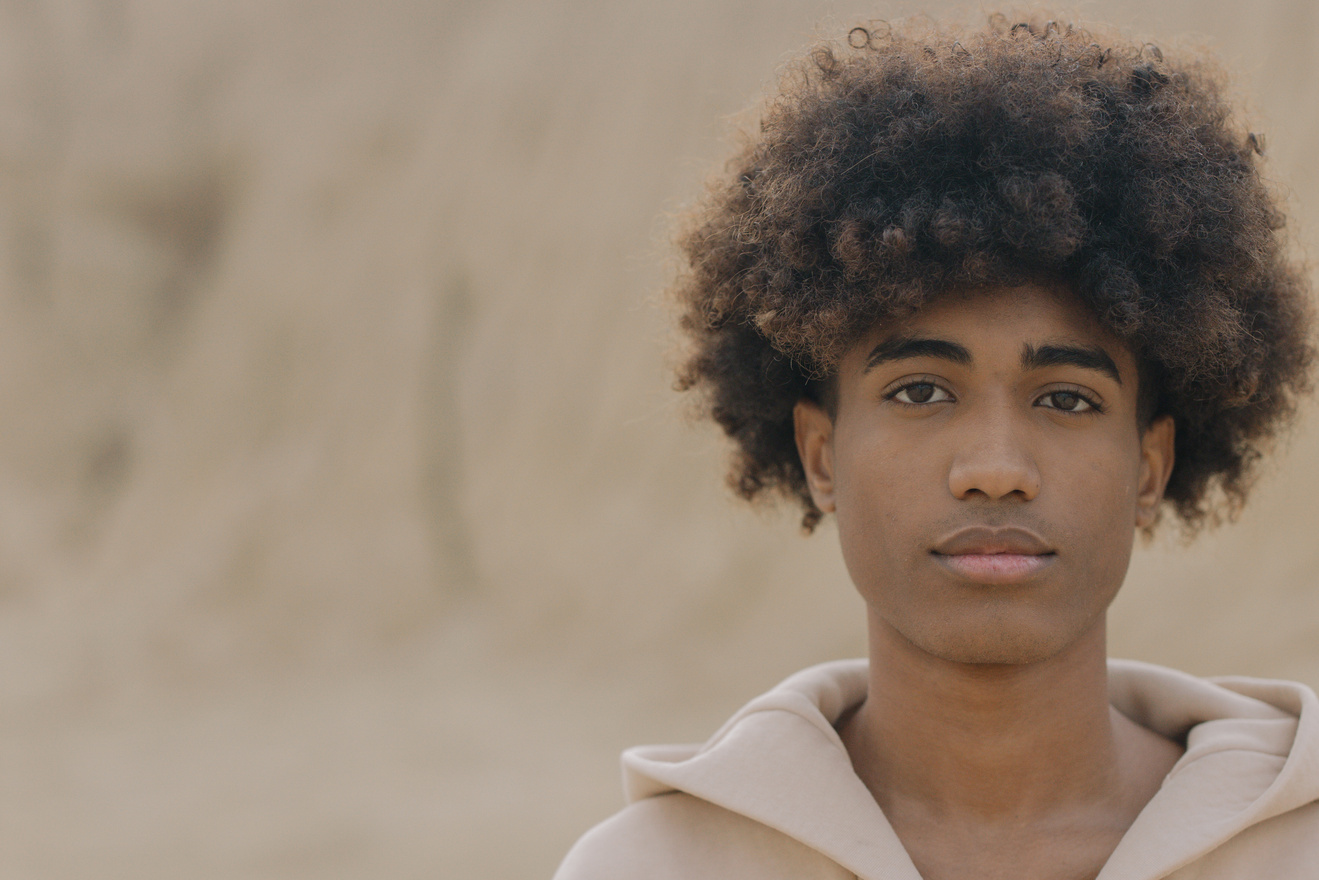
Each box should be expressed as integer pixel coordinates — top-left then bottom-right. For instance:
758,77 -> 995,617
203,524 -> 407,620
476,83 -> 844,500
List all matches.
931,526 -> 1054,556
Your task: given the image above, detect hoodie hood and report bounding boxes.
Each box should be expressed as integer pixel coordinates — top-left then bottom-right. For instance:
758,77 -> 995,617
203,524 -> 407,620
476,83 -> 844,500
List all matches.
621,659 -> 1319,880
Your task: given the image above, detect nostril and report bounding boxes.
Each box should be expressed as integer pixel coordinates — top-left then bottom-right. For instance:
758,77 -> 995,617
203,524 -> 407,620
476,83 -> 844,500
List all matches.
948,450 -> 1041,501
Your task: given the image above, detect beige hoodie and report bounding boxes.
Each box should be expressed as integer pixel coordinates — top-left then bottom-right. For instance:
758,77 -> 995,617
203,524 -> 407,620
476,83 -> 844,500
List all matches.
555,659 -> 1319,879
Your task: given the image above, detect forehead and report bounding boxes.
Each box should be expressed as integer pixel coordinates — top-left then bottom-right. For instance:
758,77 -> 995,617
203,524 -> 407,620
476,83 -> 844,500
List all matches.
850,283 -> 1128,362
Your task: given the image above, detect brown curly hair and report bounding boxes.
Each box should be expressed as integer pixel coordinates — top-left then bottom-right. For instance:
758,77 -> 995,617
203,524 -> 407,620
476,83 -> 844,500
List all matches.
673,13 -> 1314,533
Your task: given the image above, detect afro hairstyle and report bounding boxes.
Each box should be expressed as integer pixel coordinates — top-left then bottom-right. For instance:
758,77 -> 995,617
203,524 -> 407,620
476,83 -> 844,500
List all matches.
672,12 -> 1315,533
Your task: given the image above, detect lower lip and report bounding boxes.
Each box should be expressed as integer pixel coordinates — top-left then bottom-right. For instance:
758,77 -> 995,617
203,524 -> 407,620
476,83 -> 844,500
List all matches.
934,553 -> 1055,583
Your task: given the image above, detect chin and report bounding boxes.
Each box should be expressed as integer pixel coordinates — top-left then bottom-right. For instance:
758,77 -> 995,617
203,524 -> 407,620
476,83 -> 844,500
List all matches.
897,612 -> 1092,668
923,636 -> 1064,667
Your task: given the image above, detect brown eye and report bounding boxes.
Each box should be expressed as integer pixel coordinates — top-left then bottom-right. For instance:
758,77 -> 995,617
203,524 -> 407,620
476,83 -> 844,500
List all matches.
890,382 -> 951,404
1040,390 -> 1094,412
905,383 -> 935,403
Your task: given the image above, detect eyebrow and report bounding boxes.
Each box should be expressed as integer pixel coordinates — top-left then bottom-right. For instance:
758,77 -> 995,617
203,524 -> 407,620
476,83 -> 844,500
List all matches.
862,336 -> 1123,384
863,336 -> 973,371
1021,343 -> 1122,385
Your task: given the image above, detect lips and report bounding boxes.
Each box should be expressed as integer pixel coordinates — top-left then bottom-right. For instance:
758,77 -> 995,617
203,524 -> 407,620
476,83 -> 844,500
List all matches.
931,525 -> 1055,583
932,525 -> 1053,556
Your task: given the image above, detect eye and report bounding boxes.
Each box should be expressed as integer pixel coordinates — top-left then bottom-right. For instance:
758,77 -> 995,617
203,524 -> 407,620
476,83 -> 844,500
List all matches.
888,381 -> 953,405
1036,389 -> 1101,413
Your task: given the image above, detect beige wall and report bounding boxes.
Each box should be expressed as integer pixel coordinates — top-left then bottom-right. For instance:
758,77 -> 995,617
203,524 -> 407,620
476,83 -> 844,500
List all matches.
0,0 -> 1316,877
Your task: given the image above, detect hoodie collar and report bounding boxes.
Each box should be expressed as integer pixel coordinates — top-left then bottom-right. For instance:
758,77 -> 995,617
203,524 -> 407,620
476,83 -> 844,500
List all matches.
624,660 -> 923,880
1099,660 -> 1319,879
622,659 -> 1319,880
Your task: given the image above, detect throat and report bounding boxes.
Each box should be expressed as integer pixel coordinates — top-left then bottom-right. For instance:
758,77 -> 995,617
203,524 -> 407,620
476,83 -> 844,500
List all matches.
838,617 -> 1184,880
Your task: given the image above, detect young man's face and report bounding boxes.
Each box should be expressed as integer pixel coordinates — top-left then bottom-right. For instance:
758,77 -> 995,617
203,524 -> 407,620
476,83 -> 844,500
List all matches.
794,283 -> 1175,666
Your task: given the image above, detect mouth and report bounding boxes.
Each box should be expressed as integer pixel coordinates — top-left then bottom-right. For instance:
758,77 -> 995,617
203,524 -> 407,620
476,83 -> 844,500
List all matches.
930,525 -> 1056,584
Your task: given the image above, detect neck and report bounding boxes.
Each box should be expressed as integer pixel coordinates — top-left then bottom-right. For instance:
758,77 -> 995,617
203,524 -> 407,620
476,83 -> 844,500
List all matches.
843,609 -> 1122,821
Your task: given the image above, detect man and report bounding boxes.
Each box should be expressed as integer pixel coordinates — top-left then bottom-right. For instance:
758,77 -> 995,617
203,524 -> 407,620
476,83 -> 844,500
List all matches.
556,14 -> 1317,880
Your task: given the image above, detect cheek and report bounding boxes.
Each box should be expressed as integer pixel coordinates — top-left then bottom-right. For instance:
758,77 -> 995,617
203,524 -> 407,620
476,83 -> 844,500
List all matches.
1055,434 -> 1144,591
833,425 -> 903,519
830,427 -> 937,573
1078,432 -> 1145,511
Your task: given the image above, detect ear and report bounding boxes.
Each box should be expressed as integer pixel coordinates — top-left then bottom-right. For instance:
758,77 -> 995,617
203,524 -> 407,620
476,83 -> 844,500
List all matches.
1135,415 -> 1175,528
794,398 -> 837,514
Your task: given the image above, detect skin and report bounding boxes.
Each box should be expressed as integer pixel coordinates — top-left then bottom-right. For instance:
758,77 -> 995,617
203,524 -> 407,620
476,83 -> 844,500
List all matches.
794,283 -> 1184,880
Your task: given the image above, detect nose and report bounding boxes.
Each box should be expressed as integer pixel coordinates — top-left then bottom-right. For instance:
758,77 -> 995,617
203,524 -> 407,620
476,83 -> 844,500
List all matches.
947,407 -> 1041,502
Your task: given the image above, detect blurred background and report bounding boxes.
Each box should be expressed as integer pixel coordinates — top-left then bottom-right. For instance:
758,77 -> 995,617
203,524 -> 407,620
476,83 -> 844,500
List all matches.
0,0 -> 1316,877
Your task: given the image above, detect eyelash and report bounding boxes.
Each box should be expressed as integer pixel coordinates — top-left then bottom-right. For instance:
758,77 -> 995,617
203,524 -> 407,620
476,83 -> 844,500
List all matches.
881,379 -> 1106,414
882,377 -> 953,407
1037,385 -> 1105,414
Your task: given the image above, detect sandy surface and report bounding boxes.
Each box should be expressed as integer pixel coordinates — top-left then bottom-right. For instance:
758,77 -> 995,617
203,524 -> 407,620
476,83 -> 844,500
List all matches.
0,0 -> 1317,876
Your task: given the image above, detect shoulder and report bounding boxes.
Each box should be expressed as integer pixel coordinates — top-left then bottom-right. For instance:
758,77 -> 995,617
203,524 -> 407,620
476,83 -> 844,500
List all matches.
552,792 -> 849,880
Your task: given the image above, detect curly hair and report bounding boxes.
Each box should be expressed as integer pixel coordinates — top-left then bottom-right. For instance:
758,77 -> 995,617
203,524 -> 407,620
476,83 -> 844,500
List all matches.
672,13 -> 1315,534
